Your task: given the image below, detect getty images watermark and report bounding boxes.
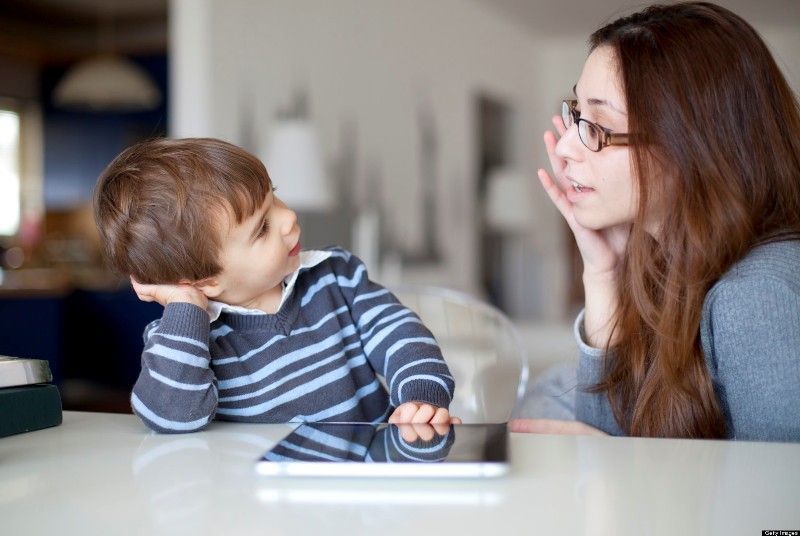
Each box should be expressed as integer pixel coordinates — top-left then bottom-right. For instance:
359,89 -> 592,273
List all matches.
762,531 -> 799,535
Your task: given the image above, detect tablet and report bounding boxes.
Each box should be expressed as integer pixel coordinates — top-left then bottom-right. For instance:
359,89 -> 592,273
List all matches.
256,423 -> 509,478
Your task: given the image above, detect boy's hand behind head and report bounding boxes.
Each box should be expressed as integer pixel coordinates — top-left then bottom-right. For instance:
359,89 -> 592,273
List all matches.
388,402 -> 462,426
131,277 -> 209,311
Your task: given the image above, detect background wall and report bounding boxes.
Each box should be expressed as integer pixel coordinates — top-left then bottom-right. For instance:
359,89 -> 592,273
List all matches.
169,0 -> 799,322
170,0 -> 567,320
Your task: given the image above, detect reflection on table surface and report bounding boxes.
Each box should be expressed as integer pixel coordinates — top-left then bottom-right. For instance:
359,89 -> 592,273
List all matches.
1,412 -> 798,535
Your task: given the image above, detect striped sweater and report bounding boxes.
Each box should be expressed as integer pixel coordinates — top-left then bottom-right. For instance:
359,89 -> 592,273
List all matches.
131,247 -> 455,433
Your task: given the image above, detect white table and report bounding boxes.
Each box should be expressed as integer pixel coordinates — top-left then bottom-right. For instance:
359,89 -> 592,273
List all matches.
1,412 -> 798,535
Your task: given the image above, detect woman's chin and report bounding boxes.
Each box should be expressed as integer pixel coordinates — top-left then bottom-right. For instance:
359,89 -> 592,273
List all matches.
574,210 -> 631,232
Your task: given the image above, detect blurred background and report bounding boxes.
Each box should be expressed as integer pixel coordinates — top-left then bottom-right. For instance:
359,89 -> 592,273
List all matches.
0,0 -> 797,411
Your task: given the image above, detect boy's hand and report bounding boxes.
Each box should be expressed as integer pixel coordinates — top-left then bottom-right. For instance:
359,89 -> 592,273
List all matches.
396,422 -> 451,443
388,402 -> 462,425
131,277 -> 209,310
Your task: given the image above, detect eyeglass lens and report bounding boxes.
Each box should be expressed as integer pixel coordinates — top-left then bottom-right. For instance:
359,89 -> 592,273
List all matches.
562,100 -> 602,151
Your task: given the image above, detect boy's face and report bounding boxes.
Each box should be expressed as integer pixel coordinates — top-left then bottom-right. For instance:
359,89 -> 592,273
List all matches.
202,188 -> 302,310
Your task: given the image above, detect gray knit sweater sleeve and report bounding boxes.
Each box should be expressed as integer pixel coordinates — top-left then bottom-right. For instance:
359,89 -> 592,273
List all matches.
699,241 -> 800,441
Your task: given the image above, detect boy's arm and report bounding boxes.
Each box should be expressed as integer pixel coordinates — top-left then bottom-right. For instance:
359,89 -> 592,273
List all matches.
133,302 -> 218,433
329,249 -> 455,410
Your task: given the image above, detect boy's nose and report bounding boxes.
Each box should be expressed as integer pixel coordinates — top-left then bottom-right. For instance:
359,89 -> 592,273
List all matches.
280,205 -> 298,236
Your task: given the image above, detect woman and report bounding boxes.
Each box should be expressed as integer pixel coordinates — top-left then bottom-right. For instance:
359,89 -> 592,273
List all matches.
513,2 -> 800,440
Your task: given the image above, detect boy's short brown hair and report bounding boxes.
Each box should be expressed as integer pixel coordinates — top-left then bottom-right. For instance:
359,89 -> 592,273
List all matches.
93,137 -> 272,284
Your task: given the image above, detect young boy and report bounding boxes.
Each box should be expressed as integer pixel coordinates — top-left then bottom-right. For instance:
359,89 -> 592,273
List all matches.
94,138 -> 457,433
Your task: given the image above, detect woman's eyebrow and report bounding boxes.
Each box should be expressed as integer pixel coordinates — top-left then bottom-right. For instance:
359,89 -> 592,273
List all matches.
573,84 -> 627,116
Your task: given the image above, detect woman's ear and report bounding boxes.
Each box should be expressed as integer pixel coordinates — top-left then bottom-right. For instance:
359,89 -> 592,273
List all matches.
192,277 -> 223,298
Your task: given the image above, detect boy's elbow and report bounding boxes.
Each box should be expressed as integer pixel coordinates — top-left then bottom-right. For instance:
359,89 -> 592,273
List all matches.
131,390 -> 217,434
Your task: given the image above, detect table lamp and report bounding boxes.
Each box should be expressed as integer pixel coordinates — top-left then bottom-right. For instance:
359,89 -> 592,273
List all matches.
261,119 -> 334,211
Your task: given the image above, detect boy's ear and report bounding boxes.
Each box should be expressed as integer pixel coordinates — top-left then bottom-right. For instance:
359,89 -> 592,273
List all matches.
188,277 -> 223,298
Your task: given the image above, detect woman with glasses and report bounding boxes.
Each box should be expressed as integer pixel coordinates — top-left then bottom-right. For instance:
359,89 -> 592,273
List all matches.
512,2 -> 800,441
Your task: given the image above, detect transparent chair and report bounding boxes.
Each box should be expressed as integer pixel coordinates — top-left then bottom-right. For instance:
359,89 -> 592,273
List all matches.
390,285 -> 529,423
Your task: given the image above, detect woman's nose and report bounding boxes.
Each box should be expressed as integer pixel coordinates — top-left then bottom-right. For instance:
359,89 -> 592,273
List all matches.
555,124 -> 583,162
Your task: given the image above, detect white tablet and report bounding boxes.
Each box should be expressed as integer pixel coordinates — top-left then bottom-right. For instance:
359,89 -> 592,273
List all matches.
256,423 -> 509,478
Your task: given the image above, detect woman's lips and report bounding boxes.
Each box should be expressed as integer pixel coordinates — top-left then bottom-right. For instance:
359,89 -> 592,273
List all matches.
289,242 -> 301,257
565,177 -> 596,203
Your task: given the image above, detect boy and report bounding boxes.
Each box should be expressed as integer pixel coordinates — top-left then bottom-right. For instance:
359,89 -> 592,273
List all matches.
94,138 -> 457,433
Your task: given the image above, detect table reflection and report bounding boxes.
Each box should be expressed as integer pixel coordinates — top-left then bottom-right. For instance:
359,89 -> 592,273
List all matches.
263,423 -> 455,464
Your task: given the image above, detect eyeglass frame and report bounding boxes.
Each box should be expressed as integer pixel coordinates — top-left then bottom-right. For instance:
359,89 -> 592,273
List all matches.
561,99 -> 631,152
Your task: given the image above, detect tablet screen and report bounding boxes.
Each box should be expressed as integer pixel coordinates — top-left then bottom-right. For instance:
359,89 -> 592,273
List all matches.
257,423 -> 508,478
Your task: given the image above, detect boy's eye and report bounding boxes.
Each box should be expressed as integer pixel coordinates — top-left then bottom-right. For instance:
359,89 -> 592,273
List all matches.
256,219 -> 269,238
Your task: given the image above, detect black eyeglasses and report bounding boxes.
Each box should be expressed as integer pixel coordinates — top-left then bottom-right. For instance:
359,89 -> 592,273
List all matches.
561,99 -> 631,152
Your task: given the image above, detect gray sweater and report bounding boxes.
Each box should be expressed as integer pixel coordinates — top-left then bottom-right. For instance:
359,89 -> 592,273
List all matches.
575,240 -> 800,442
131,247 -> 454,433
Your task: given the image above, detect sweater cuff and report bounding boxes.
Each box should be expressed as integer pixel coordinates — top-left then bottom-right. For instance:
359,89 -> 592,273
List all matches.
397,378 -> 452,409
159,302 -> 211,341
574,309 -> 606,358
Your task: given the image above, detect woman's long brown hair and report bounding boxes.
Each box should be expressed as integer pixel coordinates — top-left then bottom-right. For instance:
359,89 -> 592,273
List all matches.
589,2 -> 800,438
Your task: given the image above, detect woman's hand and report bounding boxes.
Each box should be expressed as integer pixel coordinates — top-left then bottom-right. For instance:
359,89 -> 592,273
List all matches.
131,277 -> 209,310
508,418 -> 607,436
540,115 -> 630,346
539,115 -> 630,279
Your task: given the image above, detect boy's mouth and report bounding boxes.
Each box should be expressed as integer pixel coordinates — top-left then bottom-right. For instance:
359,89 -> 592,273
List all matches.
289,242 -> 301,257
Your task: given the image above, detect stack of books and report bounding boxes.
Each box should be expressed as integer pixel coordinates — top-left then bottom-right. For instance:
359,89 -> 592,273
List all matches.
0,356 -> 63,438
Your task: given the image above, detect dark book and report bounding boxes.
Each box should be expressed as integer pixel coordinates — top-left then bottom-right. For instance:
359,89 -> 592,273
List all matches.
0,383 -> 63,438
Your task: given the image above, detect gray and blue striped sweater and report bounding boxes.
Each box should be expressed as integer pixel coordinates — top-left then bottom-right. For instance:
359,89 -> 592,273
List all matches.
131,248 -> 455,433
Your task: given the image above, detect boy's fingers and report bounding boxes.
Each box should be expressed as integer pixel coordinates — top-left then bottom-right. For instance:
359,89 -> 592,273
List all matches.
432,422 -> 450,436
411,404 -> 436,424
411,423 -> 435,442
429,407 -> 450,424
397,402 -> 420,423
450,416 -> 462,425
399,425 -> 419,443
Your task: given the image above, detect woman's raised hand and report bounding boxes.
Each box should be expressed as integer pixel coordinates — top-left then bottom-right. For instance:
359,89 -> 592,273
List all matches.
538,115 -> 630,279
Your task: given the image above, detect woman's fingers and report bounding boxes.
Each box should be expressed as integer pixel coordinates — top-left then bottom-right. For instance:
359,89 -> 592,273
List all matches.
537,168 -> 574,223
544,130 -> 566,184
508,418 -> 607,436
552,114 -> 567,137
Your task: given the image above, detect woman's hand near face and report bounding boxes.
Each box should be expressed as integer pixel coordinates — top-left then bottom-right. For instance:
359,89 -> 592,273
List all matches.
539,115 -> 629,347
539,115 -> 630,278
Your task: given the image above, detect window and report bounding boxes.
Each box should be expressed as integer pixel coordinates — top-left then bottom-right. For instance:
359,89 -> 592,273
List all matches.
0,109 -> 20,236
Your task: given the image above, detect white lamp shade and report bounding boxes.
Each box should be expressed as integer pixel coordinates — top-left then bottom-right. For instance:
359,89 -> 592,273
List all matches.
485,168 -> 533,232
263,120 -> 334,210
54,55 -> 161,111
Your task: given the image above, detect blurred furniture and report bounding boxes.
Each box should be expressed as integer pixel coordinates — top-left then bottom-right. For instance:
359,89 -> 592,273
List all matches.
2,411 -> 798,534
0,272 -> 161,412
391,284 -> 529,423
